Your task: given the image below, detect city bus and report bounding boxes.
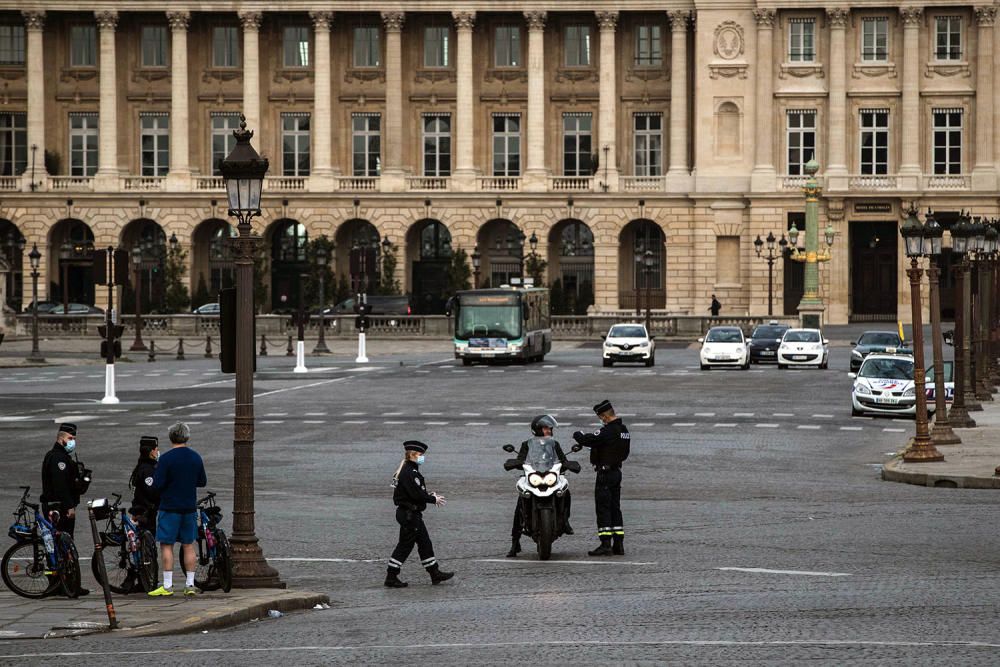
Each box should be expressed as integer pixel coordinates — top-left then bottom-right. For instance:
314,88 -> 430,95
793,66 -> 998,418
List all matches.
451,286 -> 551,364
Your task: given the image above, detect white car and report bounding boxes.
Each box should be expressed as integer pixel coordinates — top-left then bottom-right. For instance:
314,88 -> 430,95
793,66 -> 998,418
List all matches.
602,323 -> 655,367
699,326 -> 749,370
777,328 -> 829,369
851,353 -> 936,417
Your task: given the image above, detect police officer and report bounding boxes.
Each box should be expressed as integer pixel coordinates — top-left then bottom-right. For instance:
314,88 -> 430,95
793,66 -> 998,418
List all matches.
40,423 -> 84,537
128,436 -> 160,535
572,400 -> 630,556
385,441 -> 455,588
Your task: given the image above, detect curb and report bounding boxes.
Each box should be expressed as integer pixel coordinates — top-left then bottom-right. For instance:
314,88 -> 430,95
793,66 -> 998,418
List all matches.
881,457 -> 1000,489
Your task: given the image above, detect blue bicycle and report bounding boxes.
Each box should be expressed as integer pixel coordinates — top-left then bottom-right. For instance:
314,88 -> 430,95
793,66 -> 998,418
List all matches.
191,492 -> 232,593
2,486 -> 81,599
91,493 -> 158,594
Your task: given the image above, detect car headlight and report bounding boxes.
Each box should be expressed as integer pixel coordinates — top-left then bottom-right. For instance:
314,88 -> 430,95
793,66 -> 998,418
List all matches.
854,383 -> 871,395
637,342 -> 649,348
851,350 -> 863,359
508,343 -> 522,352
902,387 -> 915,397
542,472 -> 558,486
528,473 -> 543,487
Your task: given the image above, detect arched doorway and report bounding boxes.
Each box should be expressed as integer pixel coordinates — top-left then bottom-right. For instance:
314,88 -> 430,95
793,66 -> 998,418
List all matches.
334,219 -> 380,294
476,219 -> 524,288
268,219 -> 308,312
406,219 -> 452,314
618,219 -> 665,310
120,219 -> 167,313
48,219 -> 96,307
548,219 -> 594,315
191,219 -> 235,307
0,220 -> 25,312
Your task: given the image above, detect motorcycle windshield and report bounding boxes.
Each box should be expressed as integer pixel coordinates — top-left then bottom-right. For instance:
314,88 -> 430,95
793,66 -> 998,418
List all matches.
524,437 -> 560,472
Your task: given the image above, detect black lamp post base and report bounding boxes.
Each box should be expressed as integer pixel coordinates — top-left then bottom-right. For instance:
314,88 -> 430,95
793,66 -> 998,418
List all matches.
129,342 -> 148,352
312,341 -> 331,354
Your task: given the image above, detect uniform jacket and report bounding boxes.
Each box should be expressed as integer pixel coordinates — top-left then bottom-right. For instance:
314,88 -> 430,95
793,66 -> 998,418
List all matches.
130,459 -> 160,518
393,460 -> 438,512
573,418 -> 631,467
40,443 -> 79,512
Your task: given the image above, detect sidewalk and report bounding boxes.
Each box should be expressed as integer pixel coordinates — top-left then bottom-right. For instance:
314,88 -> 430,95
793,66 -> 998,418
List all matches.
882,401 -> 1000,489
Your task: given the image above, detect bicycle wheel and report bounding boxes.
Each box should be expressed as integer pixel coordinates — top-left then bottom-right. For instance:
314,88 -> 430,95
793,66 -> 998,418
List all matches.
57,533 -> 81,598
193,535 -> 220,592
91,533 -> 134,595
137,531 -> 158,593
1,540 -> 57,599
215,530 -> 233,593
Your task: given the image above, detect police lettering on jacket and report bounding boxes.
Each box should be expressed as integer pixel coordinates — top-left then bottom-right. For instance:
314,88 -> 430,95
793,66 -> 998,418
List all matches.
573,418 -> 630,467
393,461 -> 438,512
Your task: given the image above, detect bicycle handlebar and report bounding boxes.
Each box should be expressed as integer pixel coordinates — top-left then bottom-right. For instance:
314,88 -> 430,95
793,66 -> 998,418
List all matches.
197,492 -> 217,506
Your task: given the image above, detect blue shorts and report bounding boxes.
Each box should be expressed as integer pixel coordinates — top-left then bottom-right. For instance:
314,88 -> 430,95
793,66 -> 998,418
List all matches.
156,511 -> 198,545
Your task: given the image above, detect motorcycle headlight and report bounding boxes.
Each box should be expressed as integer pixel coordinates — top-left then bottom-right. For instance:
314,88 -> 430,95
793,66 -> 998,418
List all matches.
902,387 -> 915,397
854,383 -> 871,395
542,472 -> 558,486
528,473 -> 543,487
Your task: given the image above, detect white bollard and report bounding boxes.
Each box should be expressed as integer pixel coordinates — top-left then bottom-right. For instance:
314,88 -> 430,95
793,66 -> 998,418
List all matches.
355,332 -> 369,363
101,363 -> 120,404
293,340 -> 308,373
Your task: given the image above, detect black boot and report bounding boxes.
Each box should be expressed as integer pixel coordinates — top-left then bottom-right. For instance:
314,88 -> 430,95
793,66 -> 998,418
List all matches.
427,564 -> 454,585
612,535 -> 625,556
384,569 -> 408,588
506,538 -> 521,558
564,521 -> 574,535
588,538 -> 613,556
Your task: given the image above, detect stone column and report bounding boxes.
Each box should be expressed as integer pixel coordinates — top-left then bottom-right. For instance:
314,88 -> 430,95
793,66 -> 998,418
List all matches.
239,12 -> 262,148
995,4 -> 1000,177
523,11 -> 548,192
21,11 -> 46,189
898,7 -> 922,187
452,12 -> 477,191
166,11 -> 191,191
665,10 -> 690,191
94,10 -> 119,191
750,8 -> 776,192
309,11 -> 335,190
596,11 -> 619,191
973,6 -> 997,189
826,8 -> 849,189
381,12 -> 406,191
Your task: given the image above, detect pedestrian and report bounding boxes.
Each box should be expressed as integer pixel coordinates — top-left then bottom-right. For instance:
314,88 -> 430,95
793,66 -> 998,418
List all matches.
128,435 -> 160,536
709,294 -> 722,317
572,400 -> 631,557
39,422 -> 90,595
385,441 -> 454,588
148,423 -> 207,597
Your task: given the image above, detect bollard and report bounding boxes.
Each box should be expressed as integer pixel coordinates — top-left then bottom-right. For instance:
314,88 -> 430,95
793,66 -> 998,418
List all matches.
259,334 -> 268,356
148,340 -> 156,362
204,335 -> 213,359
286,335 -> 294,356
176,337 -> 185,360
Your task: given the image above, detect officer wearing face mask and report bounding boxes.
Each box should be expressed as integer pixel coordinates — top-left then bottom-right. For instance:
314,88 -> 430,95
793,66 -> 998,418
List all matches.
40,423 -> 85,538
129,436 -> 160,535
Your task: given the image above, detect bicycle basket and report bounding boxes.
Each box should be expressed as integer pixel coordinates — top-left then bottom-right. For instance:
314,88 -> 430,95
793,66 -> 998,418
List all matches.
8,523 -> 32,542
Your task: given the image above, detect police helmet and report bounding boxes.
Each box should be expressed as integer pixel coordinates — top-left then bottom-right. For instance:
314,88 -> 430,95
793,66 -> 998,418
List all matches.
530,414 -> 559,436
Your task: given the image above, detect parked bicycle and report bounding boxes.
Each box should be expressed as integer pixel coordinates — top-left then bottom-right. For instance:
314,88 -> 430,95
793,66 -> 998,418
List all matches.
2,486 -> 81,599
91,493 -> 158,594
189,492 -> 232,593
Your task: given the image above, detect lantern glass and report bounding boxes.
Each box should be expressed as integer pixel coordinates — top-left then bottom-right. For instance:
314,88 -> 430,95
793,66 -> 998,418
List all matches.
788,224 -> 799,248
131,246 -> 142,266
765,231 -> 776,251
952,225 -> 968,255
899,211 -> 924,259
824,223 -> 835,247
28,243 -> 40,270
471,247 -> 481,269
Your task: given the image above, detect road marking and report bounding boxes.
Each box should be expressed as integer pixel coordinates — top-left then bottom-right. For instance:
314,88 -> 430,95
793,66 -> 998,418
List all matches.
773,412 -> 795,417
714,423 -> 737,428
260,420 -> 285,424
812,414 -> 834,418
464,422 -> 489,426
217,421 -> 233,425
344,420 -> 368,425
656,412 -> 677,417
424,421 -> 448,425
305,412 -> 328,416
303,420 -> 326,425
187,413 -> 212,417
716,567 -> 851,577
0,416 -> 32,422
733,412 -> 755,417
755,423 -> 780,428
631,422 -> 654,427
694,412 -> 715,417
840,426 -> 863,431
344,412 -> 366,416
797,425 -> 821,430
460,412 -> 482,416
477,559 -> 657,566
384,421 -> 406,425
135,422 -> 161,426
415,370 -> 431,374
883,428 -> 906,433
672,422 -> 696,427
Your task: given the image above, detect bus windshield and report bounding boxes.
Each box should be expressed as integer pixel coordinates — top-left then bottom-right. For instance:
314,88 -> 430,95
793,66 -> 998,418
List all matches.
456,304 -> 522,340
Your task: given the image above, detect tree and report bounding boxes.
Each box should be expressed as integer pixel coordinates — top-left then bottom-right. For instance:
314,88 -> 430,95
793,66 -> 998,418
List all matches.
191,275 -> 211,309
377,242 -> 401,295
334,273 -> 351,304
163,241 -> 191,313
446,247 -> 472,295
525,253 -> 547,287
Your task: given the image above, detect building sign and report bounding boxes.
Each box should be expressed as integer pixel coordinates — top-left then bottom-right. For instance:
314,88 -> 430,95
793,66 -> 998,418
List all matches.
854,203 -> 893,214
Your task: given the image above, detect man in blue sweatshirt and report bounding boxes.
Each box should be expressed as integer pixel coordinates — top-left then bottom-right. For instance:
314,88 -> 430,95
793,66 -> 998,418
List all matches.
149,422 -> 207,597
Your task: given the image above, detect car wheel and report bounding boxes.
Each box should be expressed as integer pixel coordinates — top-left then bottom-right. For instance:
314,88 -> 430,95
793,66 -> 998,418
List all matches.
462,358 -> 472,366
700,364 -> 709,371
819,361 -> 828,370
851,406 -> 863,417
741,360 -> 750,370
603,359 -> 612,367
778,364 -> 787,370
644,356 -> 654,367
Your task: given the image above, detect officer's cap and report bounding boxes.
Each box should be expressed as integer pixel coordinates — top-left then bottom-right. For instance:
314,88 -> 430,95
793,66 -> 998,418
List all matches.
58,423 -> 77,436
403,440 -> 428,453
139,435 -> 159,452
593,400 -> 614,415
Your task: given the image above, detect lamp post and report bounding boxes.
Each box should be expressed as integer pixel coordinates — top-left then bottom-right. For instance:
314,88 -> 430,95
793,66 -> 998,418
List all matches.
948,213 -> 977,427
787,160 -> 835,328
59,240 -> 71,329
472,246 -> 481,288
4,232 -> 24,312
27,244 -> 43,363
753,231 -> 788,317
313,243 -> 330,354
129,245 -> 146,352
967,217 -> 990,403
381,235 -> 392,292
923,211 -> 961,445
975,224 -> 997,400
633,245 -> 644,317
643,249 -> 654,332
218,114 -> 283,588
898,208 -> 944,462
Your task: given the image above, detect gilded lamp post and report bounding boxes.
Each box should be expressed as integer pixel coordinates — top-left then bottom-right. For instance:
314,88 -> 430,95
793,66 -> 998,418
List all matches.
786,160 -> 835,328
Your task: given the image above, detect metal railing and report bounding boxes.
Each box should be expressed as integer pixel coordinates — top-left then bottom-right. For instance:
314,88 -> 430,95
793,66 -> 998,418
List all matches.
406,176 -> 450,191
478,176 -> 521,191
618,290 -> 667,310
122,176 -> 165,191
549,176 -> 592,192
621,176 -> 666,192
337,176 -> 379,191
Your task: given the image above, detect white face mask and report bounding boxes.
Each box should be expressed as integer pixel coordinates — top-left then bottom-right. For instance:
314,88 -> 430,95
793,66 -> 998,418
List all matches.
64,439 -> 76,453
416,455 -> 426,465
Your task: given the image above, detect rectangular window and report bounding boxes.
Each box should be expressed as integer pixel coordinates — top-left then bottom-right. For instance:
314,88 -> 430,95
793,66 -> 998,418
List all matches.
422,114 -> 451,177
212,26 -> 240,67
716,237 -> 740,285
633,113 -> 663,177
141,26 -> 168,67
353,26 -> 380,67
424,26 -> 449,68
0,25 -> 25,65
859,109 -> 889,175
935,16 -> 962,61
70,25 -> 97,67
69,112 -> 98,177
565,25 -> 591,67
352,113 -> 381,177
786,110 -> 817,175
494,26 -> 521,67
932,109 -> 963,175
283,26 -> 310,67
492,114 -> 521,176
210,112 -> 241,176
281,113 -> 310,177
861,17 -> 889,62
0,112 -> 26,176
562,113 -> 593,176
788,19 -> 815,62
139,113 -> 169,177
634,24 -> 662,66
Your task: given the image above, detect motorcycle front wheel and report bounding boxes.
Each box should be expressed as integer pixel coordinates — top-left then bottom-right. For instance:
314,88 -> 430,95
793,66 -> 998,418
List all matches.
536,509 -> 554,561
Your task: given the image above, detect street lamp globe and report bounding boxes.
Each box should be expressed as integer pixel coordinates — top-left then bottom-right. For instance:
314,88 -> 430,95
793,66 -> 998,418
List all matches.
131,245 -> 142,267
59,240 -> 72,261
381,236 -> 392,254
985,224 -> 998,255
315,243 -> 329,267
753,234 -> 764,257
951,214 -> 970,255
778,234 -> 789,253
824,222 -> 836,248
922,211 -> 943,257
899,208 -> 925,259
218,115 -> 269,225
471,246 -> 481,270
643,249 -> 655,269
28,243 -> 40,271
972,217 -> 987,253
765,231 -> 776,251
169,232 -> 179,252
787,223 -> 799,249
529,232 -> 538,253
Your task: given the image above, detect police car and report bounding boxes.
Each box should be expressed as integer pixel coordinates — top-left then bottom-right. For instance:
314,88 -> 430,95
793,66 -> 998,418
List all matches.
850,353 -> 942,417
777,328 -> 829,369
698,326 -> 750,370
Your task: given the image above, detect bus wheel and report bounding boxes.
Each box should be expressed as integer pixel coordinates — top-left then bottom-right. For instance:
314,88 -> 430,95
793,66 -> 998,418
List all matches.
462,358 -> 472,366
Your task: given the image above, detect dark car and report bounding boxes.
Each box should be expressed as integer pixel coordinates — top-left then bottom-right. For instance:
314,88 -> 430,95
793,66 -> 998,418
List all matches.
192,302 -> 220,315
748,323 -> 790,363
49,303 -> 104,315
850,330 -> 910,372
323,295 -> 412,316
25,300 -> 59,314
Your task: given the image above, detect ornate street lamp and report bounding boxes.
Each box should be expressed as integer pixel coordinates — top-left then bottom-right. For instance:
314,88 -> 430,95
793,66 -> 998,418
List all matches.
923,211 -> 960,446
313,243 -> 330,354
786,160 -> 835,327
948,213 -> 978,426
129,245 -> 146,352
26,243 -> 43,363
643,249 -> 655,333
633,245 -> 644,317
218,114 -> 283,588
471,245 -> 481,288
898,207 -> 943,462
977,224 -> 999,399
754,231 -> 788,317
59,240 -> 72,328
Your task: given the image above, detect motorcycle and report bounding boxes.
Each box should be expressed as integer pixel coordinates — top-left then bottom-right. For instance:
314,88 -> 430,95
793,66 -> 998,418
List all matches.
503,438 -> 581,560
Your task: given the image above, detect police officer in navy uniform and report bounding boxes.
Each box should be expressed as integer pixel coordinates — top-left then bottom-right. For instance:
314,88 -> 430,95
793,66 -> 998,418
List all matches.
129,436 -> 160,535
572,400 -> 630,556
385,441 -> 455,588
40,423 -> 84,538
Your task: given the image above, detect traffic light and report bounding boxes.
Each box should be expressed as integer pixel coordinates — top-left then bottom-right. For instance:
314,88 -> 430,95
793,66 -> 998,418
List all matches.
219,288 -> 256,374
355,315 -> 370,331
93,248 -> 108,286
113,249 -> 129,285
100,339 -> 122,359
97,324 -> 124,359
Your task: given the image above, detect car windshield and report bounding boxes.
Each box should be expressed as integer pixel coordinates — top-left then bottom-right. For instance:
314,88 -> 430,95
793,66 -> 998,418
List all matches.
859,357 -> 914,379
706,328 -> 743,343
523,437 -> 560,472
751,326 -> 786,339
784,330 -> 820,343
609,325 -> 646,338
858,332 -> 901,346
456,305 -> 521,340
925,361 -> 954,383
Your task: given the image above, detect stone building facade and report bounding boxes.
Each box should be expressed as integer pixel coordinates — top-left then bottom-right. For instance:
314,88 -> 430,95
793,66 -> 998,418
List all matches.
1,1 -> 999,322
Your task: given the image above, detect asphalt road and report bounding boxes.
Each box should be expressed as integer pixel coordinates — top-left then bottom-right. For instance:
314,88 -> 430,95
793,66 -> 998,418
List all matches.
1,342 -> 998,665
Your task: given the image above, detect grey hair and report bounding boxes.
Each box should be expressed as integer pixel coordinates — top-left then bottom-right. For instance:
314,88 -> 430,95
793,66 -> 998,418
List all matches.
168,422 -> 191,444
